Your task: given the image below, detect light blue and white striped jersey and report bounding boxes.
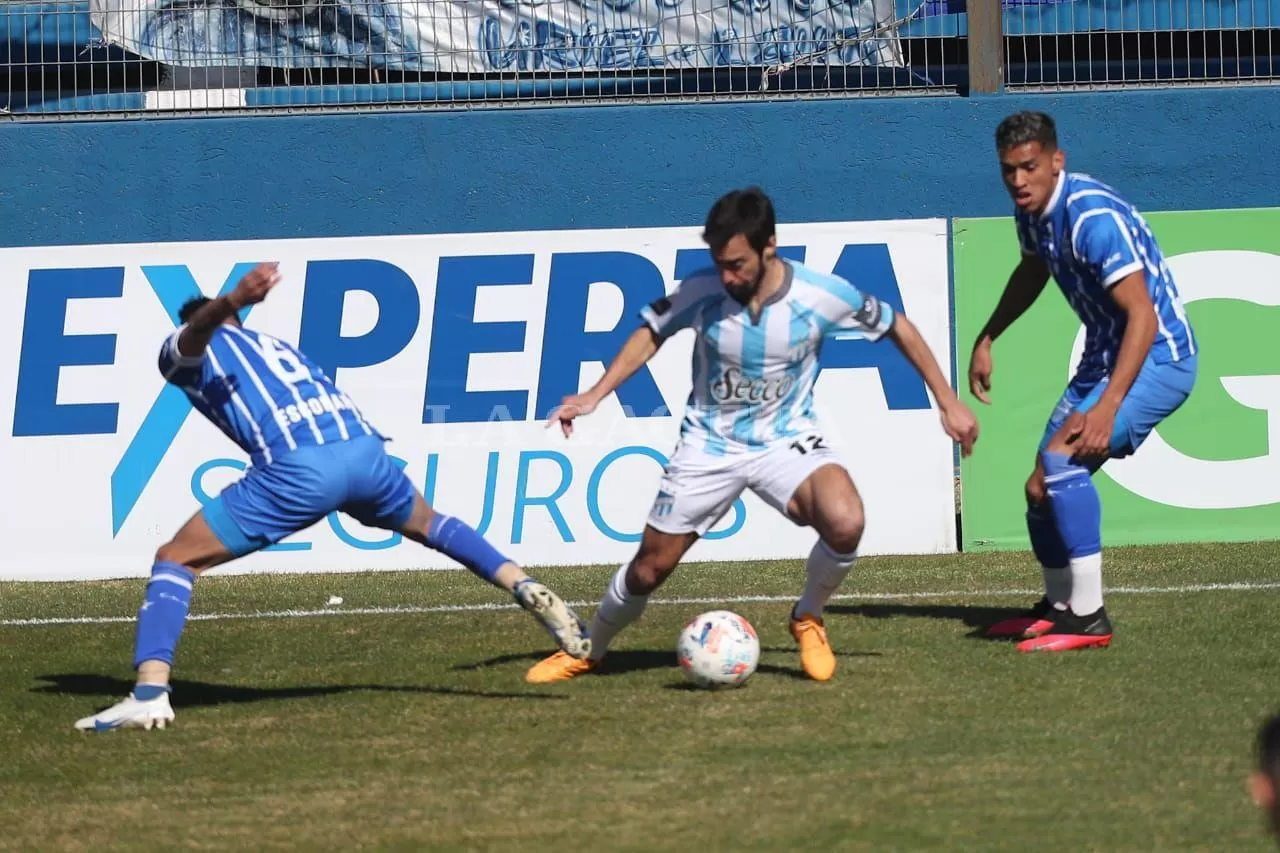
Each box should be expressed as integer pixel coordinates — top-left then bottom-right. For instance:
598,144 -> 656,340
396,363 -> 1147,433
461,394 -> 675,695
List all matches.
1015,171 -> 1196,378
158,324 -> 379,467
640,259 -> 895,456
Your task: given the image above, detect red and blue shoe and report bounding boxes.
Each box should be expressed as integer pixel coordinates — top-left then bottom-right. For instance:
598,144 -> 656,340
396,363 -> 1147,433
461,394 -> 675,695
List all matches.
1016,607 -> 1113,653
985,596 -> 1058,639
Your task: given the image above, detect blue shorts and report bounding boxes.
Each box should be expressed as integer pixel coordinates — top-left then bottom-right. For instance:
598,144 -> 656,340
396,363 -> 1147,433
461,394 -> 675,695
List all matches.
203,435 -> 417,557
1040,354 -> 1198,459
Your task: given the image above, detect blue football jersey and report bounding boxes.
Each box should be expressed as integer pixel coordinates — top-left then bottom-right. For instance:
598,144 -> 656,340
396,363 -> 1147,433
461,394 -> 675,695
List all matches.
158,324 -> 379,466
1015,171 -> 1196,378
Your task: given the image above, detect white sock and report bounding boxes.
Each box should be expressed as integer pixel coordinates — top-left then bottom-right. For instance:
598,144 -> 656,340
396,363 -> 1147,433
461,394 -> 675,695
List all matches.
1043,566 -> 1071,610
586,564 -> 648,662
795,540 -> 858,619
1069,553 -> 1104,616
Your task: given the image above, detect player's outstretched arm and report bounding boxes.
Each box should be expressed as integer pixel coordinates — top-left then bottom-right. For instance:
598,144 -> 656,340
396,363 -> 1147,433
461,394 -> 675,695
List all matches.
176,262 -> 281,358
546,325 -> 662,438
887,314 -> 980,457
968,256 -> 1050,404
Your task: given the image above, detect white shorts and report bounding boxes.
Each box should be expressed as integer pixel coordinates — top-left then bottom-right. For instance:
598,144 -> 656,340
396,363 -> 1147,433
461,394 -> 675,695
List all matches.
646,431 -> 847,536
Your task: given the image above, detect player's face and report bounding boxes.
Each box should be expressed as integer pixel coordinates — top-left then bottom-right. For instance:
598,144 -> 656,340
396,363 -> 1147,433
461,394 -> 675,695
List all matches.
713,233 -> 775,305
999,141 -> 1065,215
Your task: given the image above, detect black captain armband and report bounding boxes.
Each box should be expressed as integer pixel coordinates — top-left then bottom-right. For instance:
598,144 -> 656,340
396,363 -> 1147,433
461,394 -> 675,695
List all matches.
853,293 -> 885,329
648,296 -> 672,317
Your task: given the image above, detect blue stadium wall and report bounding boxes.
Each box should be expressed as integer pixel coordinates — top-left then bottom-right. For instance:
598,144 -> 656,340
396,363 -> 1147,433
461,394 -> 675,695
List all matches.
0,86 -> 1275,247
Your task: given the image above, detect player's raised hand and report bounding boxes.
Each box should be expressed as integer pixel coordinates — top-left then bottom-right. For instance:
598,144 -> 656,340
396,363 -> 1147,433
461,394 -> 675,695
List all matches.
940,399 -> 980,458
969,339 -> 994,404
229,262 -> 282,309
545,393 -> 598,439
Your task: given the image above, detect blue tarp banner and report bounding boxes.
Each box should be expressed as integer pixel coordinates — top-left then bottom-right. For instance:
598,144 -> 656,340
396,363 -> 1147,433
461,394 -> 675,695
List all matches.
87,0 -> 906,71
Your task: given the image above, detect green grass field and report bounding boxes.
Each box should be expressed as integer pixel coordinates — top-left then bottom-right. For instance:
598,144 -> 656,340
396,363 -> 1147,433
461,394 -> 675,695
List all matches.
3,541 -> 1279,852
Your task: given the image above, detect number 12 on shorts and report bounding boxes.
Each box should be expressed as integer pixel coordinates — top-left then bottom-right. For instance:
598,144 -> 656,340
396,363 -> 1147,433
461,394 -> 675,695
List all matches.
789,434 -> 827,455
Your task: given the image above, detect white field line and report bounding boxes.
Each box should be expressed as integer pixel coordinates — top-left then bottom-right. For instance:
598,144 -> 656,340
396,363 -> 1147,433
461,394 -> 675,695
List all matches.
3,580 -> 1279,628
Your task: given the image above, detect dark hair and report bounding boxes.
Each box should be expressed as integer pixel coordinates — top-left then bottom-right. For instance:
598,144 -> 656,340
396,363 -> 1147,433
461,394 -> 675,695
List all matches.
1259,714 -> 1280,781
995,111 -> 1058,152
702,187 -> 776,255
178,296 -> 213,324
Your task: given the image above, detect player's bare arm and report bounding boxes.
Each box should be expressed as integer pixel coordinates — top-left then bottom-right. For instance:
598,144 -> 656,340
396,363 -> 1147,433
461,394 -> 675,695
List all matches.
968,255 -> 1051,404
175,262 -> 281,358
547,324 -> 662,438
887,313 -> 980,457
1063,270 -> 1159,460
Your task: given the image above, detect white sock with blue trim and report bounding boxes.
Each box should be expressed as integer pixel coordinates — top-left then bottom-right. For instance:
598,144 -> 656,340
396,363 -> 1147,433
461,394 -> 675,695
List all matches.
585,564 -> 647,662
796,540 -> 858,619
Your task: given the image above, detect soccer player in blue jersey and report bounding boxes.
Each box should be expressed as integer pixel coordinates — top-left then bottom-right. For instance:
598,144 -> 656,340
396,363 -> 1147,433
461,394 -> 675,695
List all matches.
970,111 -> 1198,652
75,263 -> 590,732
525,187 -> 980,684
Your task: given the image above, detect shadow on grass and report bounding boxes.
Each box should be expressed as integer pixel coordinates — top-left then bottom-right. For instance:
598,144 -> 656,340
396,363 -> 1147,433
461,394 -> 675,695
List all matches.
458,647 -> 882,683
826,602 -> 1031,641
33,673 -> 568,708
454,648 -> 674,675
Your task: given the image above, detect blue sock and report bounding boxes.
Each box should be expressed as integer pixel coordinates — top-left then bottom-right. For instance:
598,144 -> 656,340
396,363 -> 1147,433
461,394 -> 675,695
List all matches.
1026,505 -> 1068,568
133,684 -> 170,701
1027,504 -> 1071,606
133,561 -> 197,669
426,514 -> 511,583
1040,451 -> 1102,558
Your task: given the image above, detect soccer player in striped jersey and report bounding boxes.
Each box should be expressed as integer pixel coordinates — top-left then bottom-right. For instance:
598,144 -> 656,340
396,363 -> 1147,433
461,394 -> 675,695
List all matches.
76,263 -> 590,732
971,111 -> 1198,652
525,187 -> 979,685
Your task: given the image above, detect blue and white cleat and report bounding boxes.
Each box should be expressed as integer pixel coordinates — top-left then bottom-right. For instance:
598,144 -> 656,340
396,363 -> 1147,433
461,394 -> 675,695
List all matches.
513,580 -> 592,660
74,691 -> 175,732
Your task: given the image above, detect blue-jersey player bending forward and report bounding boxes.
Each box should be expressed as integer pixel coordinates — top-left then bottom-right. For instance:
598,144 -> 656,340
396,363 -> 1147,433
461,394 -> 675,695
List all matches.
76,263 -> 591,732
971,112 -> 1198,652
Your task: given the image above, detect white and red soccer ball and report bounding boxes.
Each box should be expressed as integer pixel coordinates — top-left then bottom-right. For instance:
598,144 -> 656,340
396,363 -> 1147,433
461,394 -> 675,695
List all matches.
677,610 -> 760,689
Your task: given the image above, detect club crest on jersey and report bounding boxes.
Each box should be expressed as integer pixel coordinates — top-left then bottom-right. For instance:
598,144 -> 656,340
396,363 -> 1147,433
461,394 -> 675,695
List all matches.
788,340 -> 816,363
709,366 -> 796,405
205,375 -> 241,406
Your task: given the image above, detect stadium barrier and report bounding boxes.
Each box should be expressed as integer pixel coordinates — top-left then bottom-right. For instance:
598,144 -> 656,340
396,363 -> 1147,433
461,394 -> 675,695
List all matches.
1,59 -> 1278,577
2,0 -> 957,116
1,221 -> 955,580
2,0 -> 1278,116
8,197 -> 1279,579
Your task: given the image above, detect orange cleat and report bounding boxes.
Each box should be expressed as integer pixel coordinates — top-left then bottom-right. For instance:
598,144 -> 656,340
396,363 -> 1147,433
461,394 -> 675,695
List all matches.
790,611 -> 837,682
525,650 -> 600,684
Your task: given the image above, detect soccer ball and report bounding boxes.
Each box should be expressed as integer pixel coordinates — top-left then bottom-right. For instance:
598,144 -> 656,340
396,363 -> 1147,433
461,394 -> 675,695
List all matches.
677,610 -> 760,689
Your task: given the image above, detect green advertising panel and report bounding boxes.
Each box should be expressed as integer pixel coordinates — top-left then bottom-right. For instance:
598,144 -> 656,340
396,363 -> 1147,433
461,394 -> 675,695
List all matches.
954,208 -> 1280,551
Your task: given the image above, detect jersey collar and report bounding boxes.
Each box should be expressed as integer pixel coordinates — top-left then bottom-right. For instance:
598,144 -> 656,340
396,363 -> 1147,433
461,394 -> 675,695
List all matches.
747,260 -> 793,325
771,259 -> 794,306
